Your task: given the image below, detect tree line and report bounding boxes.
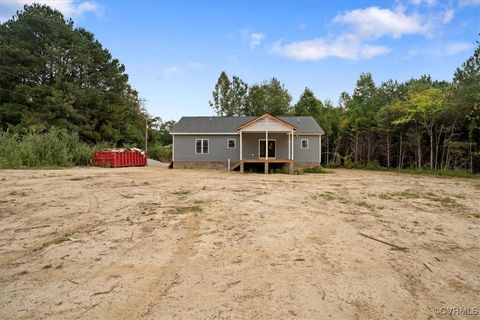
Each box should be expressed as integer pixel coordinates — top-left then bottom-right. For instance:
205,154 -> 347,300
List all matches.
209,42 -> 480,173
0,4 -> 150,147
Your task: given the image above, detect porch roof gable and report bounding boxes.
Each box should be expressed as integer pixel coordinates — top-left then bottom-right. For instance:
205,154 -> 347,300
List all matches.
236,114 -> 296,132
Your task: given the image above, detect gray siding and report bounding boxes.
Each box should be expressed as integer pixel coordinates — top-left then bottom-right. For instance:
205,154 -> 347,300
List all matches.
173,135 -> 239,162
173,133 -> 321,164
293,135 -> 320,163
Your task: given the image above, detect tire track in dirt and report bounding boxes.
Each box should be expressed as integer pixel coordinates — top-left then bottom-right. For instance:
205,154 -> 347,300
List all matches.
88,194 -> 99,214
0,194 -> 102,266
97,212 -> 201,320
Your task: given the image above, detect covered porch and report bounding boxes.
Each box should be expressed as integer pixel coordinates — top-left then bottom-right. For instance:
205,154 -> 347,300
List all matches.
237,114 -> 297,174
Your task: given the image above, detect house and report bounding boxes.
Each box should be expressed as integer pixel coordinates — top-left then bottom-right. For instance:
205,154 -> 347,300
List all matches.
170,114 -> 324,173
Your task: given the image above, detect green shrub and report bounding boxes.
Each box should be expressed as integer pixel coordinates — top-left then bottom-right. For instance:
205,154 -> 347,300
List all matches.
364,161 -> 382,170
303,166 -> 332,174
343,155 -> 361,169
148,144 -> 172,162
0,128 -> 110,168
293,168 -> 304,175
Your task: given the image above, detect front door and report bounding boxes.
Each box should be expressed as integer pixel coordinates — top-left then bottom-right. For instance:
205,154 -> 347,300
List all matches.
259,140 -> 276,158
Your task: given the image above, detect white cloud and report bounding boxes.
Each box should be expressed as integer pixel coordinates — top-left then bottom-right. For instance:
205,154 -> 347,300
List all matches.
442,9 -> 455,23
0,0 -> 102,21
162,65 -> 182,79
333,6 -> 429,39
405,42 -> 474,58
74,1 -> 101,16
409,0 -> 437,6
273,6 -> 430,61
443,42 -> 473,55
249,32 -> 265,49
459,0 -> 480,6
271,34 -> 391,61
240,29 -> 265,49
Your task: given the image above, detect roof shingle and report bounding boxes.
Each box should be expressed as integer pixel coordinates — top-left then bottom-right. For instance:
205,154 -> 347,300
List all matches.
170,116 -> 324,134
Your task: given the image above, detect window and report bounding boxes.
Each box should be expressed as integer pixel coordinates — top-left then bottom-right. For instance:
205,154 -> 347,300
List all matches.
195,139 -> 209,154
227,139 -> 236,149
301,139 -> 309,149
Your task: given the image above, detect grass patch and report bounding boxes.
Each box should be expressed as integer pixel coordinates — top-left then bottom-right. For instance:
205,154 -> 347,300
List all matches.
313,191 -> 349,203
9,190 -> 27,196
69,176 -> 91,181
171,190 -> 190,195
338,196 -> 349,204
327,165 -> 479,179
190,205 -> 203,213
318,191 -> 336,201
380,167 -> 475,179
355,200 -> 376,210
170,205 -> 203,214
390,246 -> 409,252
377,193 -> 393,200
120,193 -> 135,199
34,233 -> 72,251
473,183 -> 480,190
376,189 -> 465,209
438,196 -> 458,207
303,166 -> 332,174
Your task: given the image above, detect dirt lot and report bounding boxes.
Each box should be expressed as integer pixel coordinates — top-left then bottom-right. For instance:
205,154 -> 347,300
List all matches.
0,167 -> 479,320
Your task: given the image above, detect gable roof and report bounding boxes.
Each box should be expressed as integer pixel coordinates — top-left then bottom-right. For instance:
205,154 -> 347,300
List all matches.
236,114 -> 297,131
170,115 -> 324,134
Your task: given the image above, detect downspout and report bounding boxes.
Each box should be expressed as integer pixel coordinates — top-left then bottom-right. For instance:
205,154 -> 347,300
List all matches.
172,134 -> 175,162
319,134 -> 322,165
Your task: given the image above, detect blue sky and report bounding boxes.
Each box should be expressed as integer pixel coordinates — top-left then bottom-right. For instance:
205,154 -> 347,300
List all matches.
1,0 -> 479,122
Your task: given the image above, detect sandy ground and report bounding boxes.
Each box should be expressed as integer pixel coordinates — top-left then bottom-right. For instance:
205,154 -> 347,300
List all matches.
0,167 -> 479,320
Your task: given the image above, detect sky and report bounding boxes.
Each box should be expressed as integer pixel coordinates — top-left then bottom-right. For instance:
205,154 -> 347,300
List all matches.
1,0 -> 479,122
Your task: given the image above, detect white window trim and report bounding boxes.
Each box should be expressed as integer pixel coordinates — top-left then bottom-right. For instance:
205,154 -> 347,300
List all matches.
301,138 -> 309,149
195,139 -> 209,154
227,139 -> 236,149
258,139 -> 277,159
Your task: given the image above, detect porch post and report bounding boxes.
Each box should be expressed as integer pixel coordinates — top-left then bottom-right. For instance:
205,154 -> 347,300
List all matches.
288,132 -> 291,160
265,130 -> 268,161
291,130 -> 294,161
240,131 -> 243,161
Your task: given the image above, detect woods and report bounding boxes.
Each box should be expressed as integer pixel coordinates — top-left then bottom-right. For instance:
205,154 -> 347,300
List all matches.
0,4 -> 149,146
0,4 -> 478,172
210,41 -> 480,173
